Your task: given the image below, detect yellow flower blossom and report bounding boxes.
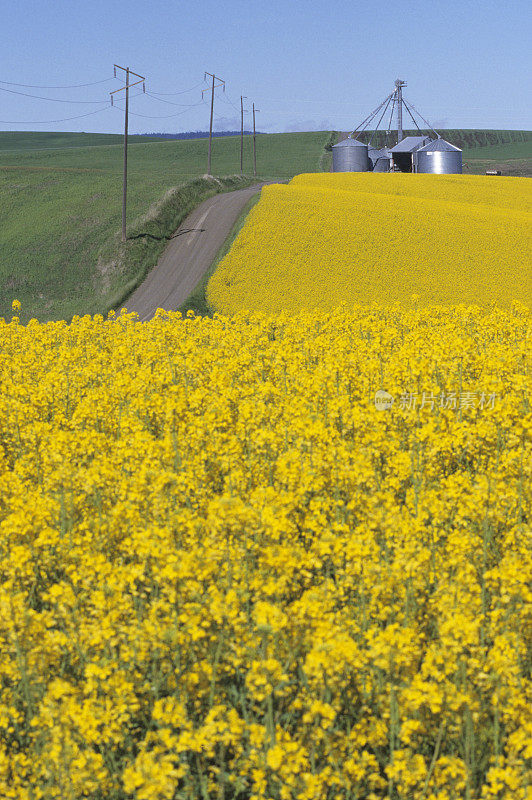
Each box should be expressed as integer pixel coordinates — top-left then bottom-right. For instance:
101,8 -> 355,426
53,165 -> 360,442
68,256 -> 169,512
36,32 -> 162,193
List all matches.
0,304 -> 529,798
207,173 -> 532,315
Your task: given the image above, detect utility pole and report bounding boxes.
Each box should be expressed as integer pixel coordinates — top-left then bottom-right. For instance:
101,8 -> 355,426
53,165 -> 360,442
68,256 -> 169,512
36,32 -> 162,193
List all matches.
111,65 -> 146,242
252,102 -> 260,177
395,78 -> 406,144
240,95 -> 247,174
203,72 -> 225,175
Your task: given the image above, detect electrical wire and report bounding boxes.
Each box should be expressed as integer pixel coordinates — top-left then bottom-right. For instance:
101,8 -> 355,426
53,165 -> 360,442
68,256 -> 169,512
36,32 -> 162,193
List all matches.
112,100 -> 205,119
0,77 -> 115,89
219,93 -> 241,113
0,85 -> 109,103
110,90 -> 145,102
0,105 -> 111,124
213,111 -> 235,123
144,92 -> 203,107
147,81 -> 205,96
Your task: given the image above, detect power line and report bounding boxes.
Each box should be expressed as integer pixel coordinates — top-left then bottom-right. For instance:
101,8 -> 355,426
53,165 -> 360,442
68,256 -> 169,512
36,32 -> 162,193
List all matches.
147,81 -> 205,96
113,100 -> 205,119
144,92 -> 203,107
0,106 -> 111,124
0,85 -> 110,103
240,95 -> 247,174
218,93 -> 240,113
0,77 -> 115,89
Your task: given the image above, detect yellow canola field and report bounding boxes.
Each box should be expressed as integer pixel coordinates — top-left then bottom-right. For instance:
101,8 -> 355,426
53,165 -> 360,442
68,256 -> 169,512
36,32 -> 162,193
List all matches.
0,305 -> 531,800
207,173 -> 532,316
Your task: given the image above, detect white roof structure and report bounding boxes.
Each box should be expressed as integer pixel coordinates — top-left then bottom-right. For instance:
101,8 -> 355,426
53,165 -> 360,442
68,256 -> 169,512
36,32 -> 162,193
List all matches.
391,136 -> 433,153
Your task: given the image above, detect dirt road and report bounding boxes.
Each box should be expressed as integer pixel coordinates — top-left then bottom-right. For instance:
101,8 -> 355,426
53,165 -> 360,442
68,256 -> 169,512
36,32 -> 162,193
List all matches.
124,183 -> 268,321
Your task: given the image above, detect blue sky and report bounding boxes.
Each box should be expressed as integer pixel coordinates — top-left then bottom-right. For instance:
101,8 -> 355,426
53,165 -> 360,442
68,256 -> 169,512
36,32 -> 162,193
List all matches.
0,0 -> 529,134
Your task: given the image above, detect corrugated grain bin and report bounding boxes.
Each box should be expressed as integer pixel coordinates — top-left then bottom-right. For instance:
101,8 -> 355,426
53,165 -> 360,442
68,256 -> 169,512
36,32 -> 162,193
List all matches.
369,147 -> 392,172
416,138 -> 462,174
332,138 -> 370,172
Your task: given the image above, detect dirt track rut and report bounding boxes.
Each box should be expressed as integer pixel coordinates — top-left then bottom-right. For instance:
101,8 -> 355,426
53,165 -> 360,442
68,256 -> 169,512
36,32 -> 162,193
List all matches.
124,183 -> 268,321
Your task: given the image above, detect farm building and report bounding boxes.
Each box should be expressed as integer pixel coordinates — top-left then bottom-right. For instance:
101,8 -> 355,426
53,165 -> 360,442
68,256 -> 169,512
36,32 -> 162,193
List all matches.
390,136 -> 433,172
333,80 -> 462,174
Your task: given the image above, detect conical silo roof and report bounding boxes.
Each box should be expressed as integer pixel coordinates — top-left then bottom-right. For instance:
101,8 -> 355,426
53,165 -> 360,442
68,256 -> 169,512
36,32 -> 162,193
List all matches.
418,138 -> 461,152
332,137 -> 368,148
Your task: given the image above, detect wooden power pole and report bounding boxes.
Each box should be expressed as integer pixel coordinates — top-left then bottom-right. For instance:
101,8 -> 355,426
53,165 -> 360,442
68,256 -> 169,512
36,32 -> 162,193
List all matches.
240,95 -> 247,174
203,72 -> 225,175
110,65 -> 146,242
252,102 -> 260,177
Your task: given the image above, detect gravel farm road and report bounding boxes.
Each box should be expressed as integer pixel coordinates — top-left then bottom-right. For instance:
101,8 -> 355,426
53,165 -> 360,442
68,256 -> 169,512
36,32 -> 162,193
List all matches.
124,182 -> 270,321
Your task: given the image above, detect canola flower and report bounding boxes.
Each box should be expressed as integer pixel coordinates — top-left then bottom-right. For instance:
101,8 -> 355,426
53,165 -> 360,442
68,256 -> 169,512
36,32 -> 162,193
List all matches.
0,303 -> 531,800
206,173 -> 532,315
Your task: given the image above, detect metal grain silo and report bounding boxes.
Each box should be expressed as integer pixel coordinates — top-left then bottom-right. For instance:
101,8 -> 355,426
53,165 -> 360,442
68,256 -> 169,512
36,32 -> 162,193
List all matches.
332,137 -> 370,172
416,138 -> 462,174
368,147 -> 392,172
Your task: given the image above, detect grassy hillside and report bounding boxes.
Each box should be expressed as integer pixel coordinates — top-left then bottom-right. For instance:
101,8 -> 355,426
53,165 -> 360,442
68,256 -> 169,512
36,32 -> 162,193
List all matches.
0,131 -> 330,322
462,139 -> 532,160
462,140 -> 532,177
0,131 -> 329,180
0,131 -> 163,151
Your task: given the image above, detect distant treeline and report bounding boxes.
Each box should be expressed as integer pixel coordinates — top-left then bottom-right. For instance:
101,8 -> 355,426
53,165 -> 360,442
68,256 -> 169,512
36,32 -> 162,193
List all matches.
354,129 -> 532,150
142,131 -> 260,139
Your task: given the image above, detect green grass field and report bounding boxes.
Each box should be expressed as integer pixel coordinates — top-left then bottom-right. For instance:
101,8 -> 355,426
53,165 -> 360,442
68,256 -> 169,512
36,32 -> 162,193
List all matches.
0,131 -> 328,179
462,139 -> 532,177
0,131 -> 329,321
462,139 -> 532,160
0,131 -> 163,152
